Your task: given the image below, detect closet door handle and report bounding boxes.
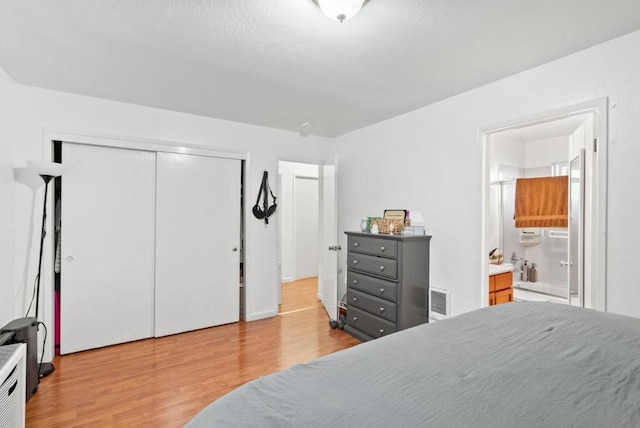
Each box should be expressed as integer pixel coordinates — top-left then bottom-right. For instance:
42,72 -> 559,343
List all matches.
379,266 -> 385,271
232,247 -> 238,252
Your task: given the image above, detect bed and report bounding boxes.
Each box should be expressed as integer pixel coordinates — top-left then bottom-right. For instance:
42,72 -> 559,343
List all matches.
186,302 -> 640,427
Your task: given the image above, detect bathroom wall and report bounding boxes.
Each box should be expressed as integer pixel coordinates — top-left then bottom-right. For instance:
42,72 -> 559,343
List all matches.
522,135 -> 570,285
487,134 -> 525,255
496,135 -> 570,287
519,136 -> 570,286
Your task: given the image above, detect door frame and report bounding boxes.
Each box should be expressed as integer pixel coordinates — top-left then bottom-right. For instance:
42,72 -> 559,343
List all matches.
276,157 -> 334,314
480,98 -> 608,311
41,128 -> 247,362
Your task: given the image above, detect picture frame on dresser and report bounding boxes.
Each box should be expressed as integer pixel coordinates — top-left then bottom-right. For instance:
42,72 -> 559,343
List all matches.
383,210 -> 407,221
343,231 -> 431,342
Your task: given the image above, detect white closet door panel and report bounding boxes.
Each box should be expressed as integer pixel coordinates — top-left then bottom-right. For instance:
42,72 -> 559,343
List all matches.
155,153 -> 240,337
61,144 -> 156,354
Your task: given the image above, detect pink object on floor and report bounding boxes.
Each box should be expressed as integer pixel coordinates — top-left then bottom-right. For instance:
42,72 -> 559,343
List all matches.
55,290 -> 60,354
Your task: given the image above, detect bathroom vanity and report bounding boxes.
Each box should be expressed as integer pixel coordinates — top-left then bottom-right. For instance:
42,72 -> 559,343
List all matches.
488,265 -> 513,306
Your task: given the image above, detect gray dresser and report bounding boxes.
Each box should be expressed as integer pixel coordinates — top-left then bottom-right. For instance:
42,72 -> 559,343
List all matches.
343,232 -> 431,341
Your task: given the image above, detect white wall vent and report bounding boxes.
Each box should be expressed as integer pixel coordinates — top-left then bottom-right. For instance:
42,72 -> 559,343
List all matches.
429,288 -> 451,321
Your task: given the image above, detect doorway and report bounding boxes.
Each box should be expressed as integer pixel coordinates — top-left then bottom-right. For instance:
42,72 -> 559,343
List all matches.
481,100 -> 607,311
277,161 -> 321,314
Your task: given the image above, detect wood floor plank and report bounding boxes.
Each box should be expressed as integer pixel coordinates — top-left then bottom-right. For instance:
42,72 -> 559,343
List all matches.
26,279 -> 359,427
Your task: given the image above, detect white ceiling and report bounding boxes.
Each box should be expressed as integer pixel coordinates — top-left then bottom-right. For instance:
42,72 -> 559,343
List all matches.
1,0 -> 640,138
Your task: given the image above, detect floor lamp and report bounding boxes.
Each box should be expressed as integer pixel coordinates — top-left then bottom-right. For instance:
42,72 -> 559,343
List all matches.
26,160 -> 65,378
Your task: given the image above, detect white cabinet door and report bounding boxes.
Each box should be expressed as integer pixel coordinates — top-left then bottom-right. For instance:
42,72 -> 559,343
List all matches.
154,153 -> 241,337
61,144 -> 156,354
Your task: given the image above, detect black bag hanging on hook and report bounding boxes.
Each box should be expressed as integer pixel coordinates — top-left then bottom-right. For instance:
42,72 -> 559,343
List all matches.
252,171 -> 277,224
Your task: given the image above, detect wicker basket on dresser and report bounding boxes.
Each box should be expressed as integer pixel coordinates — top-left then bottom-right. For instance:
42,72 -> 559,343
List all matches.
343,232 -> 431,342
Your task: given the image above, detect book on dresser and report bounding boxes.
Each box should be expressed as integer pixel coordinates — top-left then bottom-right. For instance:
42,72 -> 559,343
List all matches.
343,231 -> 431,342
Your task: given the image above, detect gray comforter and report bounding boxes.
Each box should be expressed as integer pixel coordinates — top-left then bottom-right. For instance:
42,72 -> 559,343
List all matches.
187,302 -> 640,427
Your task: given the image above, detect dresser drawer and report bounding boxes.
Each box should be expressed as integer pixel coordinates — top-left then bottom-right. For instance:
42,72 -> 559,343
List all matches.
348,289 -> 397,322
348,236 -> 398,258
348,252 -> 398,280
347,306 -> 396,339
347,271 -> 397,303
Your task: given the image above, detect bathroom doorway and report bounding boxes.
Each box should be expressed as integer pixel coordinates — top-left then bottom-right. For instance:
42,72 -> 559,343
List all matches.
481,100 -> 607,310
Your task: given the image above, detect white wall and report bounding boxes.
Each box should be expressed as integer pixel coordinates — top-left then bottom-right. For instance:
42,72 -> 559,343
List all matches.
525,136 -> 569,169
488,134 -> 525,253
1,76 -> 331,347
0,68 -> 16,326
334,30 -> 640,319
490,134 -> 526,178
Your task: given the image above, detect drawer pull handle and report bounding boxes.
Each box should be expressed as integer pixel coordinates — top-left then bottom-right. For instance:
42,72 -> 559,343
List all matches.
353,280 -> 359,284
380,246 -> 386,251
354,242 -> 360,247
353,317 -> 358,322
379,307 -> 385,313
380,288 -> 385,294
379,329 -> 385,335
353,297 -> 358,302
379,266 -> 385,271
353,260 -> 359,265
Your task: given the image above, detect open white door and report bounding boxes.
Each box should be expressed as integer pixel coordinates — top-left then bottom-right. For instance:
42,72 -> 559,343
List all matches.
320,164 -> 338,320
567,150 -> 585,307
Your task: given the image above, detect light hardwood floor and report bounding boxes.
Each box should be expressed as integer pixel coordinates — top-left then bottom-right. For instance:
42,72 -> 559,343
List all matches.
26,278 -> 359,427
279,277 -> 323,314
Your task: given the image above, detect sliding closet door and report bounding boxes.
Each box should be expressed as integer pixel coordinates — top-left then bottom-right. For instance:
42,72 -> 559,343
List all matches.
155,153 -> 241,337
61,144 -> 156,354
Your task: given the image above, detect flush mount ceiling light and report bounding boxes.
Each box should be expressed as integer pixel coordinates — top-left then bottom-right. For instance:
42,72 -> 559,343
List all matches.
313,0 -> 369,23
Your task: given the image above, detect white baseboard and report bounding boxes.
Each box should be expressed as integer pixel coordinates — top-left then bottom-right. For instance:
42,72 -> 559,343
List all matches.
245,309 -> 278,322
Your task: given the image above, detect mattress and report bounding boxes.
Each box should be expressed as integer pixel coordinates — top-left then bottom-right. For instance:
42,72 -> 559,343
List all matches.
186,302 -> 640,427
